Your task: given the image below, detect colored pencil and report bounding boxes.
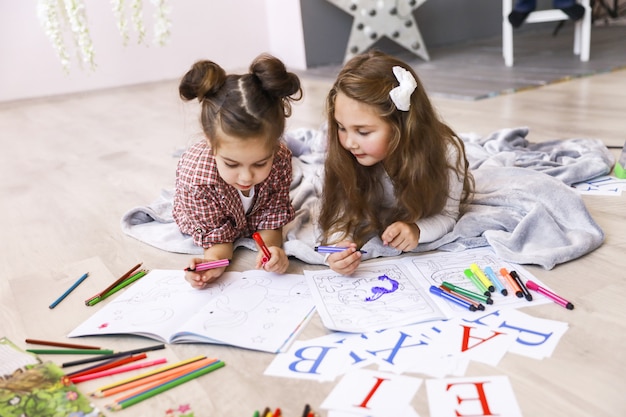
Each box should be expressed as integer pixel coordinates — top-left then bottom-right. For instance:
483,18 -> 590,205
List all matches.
106,360 -> 225,410
91,355 -> 207,396
86,270 -> 147,306
49,272 -> 89,309
101,358 -> 217,399
25,338 -> 101,350
110,359 -> 219,403
62,343 -> 165,368
26,348 -> 114,355
85,262 -> 142,305
70,358 -> 167,383
66,354 -> 146,378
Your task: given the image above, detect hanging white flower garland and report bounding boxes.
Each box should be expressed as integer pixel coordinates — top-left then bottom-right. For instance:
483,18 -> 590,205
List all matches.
37,0 -> 171,72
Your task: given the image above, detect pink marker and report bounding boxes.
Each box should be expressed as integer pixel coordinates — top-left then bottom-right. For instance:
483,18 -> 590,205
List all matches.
526,280 -> 574,310
185,259 -> 229,272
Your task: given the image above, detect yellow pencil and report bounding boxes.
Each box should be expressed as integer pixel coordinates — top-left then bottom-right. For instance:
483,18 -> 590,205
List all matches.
90,354 -> 206,396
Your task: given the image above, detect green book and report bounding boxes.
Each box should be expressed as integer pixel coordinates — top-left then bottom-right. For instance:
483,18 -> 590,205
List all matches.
0,337 -> 104,417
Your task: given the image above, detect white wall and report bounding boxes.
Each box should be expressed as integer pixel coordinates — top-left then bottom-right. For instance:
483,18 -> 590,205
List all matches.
0,1 -> 306,103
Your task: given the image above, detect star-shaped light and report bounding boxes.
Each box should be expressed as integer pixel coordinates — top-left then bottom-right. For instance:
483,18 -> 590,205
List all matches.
326,0 -> 430,62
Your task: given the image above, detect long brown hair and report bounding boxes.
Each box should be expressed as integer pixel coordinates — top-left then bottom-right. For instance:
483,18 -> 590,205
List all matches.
319,50 -> 473,246
179,53 -> 302,150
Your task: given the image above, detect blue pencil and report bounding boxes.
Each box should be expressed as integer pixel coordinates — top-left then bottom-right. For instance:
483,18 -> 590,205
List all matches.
49,272 -> 89,309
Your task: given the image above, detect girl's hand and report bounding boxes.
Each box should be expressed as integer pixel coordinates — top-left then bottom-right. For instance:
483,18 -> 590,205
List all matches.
382,222 -> 420,252
184,257 -> 227,289
327,241 -> 362,276
256,246 -> 289,274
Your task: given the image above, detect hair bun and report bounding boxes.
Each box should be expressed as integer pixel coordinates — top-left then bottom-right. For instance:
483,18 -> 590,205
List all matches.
179,60 -> 227,102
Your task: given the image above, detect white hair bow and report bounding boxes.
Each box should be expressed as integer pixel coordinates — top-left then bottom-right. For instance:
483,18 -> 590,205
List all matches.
389,66 -> 417,111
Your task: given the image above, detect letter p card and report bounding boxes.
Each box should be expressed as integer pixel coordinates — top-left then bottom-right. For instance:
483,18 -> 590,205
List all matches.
426,375 -> 522,417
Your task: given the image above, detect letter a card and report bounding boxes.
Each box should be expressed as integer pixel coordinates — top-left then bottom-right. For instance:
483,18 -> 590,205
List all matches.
426,375 -> 522,417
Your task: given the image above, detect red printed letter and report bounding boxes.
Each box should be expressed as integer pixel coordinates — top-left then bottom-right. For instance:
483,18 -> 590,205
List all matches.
355,377 -> 388,409
460,325 -> 504,352
447,381 -> 497,416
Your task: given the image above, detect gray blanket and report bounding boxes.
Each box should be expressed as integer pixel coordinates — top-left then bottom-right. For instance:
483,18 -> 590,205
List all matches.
121,127 -> 613,270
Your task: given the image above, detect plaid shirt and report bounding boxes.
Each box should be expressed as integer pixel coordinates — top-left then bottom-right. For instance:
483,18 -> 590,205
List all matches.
173,141 -> 295,248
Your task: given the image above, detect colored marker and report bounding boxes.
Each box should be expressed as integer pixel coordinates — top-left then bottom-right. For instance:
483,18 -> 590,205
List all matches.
314,245 -> 367,254
464,269 -> 490,296
185,259 -> 230,272
430,286 -> 477,311
49,272 -> 89,309
441,281 -> 493,305
510,270 -> 532,301
484,266 -> 508,296
252,232 -> 271,263
526,280 -> 574,310
440,285 -> 484,310
500,268 -> 523,298
470,263 -> 494,293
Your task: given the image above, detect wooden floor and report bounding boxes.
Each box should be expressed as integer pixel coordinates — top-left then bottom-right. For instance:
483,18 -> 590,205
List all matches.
1,63 -> 625,416
304,22 -> 626,100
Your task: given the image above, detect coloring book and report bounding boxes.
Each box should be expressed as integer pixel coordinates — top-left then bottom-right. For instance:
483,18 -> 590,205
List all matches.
303,247 -> 548,333
68,270 -> 316,353
0,337 -> 104,417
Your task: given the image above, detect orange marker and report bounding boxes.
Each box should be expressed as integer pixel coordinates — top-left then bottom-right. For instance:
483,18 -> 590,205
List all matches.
499,268 -> 523,298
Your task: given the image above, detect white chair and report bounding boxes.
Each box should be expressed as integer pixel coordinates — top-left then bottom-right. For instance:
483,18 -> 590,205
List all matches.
502,0 -> 592,66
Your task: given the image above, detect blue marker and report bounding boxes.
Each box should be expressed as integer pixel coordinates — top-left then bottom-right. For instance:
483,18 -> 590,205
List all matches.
429,286 -> 477,312
484,266 -> 508,296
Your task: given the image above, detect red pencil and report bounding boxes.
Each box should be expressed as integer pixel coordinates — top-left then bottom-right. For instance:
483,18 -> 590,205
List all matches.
66,354 -> 147,378
70,358 -> 168,383
25,338 -> 101,350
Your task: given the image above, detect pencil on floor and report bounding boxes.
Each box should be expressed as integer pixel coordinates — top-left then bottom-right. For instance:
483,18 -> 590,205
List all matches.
70,358 -> 167,383
90,355 -> 209,396
61,343 -> 165,368
86,269 -> 148,306
105,360 -> 225,411
84,262 -> 142,305
49,272 -> 89,309
66,354 -> 146,378
25,338 -> 101,350
108,358 -> 219,402
26,348 -> 114,355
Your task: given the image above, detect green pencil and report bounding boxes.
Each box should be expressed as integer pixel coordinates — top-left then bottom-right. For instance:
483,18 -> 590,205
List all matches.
26,349 -> 115,355
87,270 -> 147,306
108,360 -> 226,410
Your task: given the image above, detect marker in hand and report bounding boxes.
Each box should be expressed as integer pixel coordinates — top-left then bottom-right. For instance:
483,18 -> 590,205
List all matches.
314,245 -> 367,254
252,232 -> 271,263
185,259 -> 230,272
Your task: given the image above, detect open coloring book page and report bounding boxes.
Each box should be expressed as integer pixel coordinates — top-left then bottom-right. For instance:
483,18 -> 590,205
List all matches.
68,269 -> 315,353
304,247 -> 550,333
303,258 -> 445,333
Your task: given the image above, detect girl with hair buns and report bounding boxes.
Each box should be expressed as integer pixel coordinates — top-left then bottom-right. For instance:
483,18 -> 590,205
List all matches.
173,54 -> 302,288
319,50 -> 474,275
